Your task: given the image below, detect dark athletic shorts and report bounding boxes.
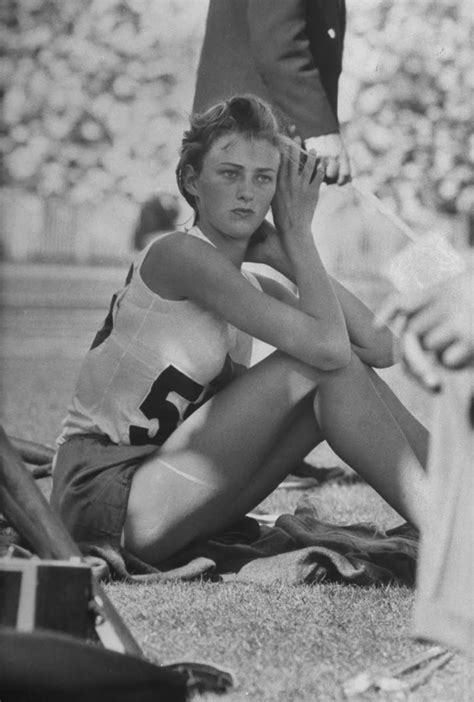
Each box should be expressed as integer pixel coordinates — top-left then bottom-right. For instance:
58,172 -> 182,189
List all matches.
51,434 -> 159,547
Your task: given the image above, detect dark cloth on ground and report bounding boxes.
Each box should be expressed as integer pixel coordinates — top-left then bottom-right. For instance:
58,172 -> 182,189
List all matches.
1,470 -> 418,588
79,497 -> 418,587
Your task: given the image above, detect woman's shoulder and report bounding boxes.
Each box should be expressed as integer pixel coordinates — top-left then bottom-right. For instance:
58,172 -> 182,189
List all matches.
145,229 -> 186,252
145,227 -> 212,257
146,229 -> 222,276
142,229 -> 190,267
140,229 -> 216,298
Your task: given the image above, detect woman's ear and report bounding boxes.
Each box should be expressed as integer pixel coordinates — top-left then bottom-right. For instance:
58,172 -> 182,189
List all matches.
182,164 -> 199,199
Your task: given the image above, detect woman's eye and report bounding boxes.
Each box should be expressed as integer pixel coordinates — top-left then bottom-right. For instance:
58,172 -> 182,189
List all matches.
222,170 -> 238,179
256,174 -> 272,184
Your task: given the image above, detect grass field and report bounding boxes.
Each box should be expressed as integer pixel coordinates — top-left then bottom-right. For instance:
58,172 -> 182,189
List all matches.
0,263 -> 471,701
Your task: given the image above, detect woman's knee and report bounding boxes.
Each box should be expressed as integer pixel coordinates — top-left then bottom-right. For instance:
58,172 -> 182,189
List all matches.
312,351 -> 368,418
317,350 -> 364,384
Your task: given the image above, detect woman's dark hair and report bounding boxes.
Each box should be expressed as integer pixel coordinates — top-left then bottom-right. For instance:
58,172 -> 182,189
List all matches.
176,94 -> 282,211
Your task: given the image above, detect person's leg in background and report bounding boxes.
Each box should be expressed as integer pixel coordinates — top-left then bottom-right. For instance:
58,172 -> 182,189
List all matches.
412,369 -> 474,656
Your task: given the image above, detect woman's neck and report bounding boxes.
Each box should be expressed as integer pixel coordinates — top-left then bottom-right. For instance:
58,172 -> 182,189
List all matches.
196,222 -> 248,268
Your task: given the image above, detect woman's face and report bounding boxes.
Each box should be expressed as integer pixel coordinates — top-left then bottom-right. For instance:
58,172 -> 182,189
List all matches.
188,134 -> 280,241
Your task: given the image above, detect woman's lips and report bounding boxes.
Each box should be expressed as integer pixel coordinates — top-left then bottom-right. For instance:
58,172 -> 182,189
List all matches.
232,208 -> 255,217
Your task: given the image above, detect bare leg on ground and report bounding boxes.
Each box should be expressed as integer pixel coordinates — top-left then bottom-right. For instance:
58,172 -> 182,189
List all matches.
125,352 -> 428,564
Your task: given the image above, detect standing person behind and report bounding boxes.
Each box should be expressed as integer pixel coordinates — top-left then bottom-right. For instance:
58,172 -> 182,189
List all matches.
193,0 -> 351,185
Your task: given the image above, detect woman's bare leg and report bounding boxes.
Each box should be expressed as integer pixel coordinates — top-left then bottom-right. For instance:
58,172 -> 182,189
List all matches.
313,353 -> 429,530
364,366 -> 430,468
201,393 -> 323,533
124,351 -> 429,564
216,362 -> 431,533
125,352 -> 323,562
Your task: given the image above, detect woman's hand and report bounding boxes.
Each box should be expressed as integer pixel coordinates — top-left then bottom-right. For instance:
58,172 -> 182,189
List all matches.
271,136 -> 324,250
248,137 -> 324,269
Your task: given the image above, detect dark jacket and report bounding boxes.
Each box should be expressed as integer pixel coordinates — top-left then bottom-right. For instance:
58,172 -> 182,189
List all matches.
193,0 -> 346,138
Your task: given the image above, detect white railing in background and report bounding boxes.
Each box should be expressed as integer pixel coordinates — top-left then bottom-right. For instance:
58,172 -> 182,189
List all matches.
0,187 -> 468,274
0,188 -> 138,264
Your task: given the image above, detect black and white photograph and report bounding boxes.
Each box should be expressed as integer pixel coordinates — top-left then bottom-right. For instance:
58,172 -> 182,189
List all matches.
0,1 -> 472,700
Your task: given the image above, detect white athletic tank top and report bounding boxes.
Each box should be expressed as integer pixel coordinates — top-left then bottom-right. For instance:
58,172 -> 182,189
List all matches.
58,227 -> 261,446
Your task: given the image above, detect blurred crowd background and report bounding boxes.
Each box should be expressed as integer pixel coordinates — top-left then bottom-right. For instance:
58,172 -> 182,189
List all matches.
0,0 -> 472,267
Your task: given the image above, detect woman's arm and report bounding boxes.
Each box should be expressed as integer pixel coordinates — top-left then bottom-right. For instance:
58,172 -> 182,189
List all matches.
142,141 -> 351,371
268,140 -> 350,364
141,232 -> 348,371
252,269 -> 395,368
330,278 -> 395,368
247,220 -> 395,368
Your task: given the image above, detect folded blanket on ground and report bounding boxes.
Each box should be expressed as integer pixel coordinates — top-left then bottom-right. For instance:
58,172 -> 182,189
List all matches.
81,497 -> 419,587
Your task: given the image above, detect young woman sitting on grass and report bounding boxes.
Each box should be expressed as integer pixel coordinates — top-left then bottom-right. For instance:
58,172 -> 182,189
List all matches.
52,95 -> 430,566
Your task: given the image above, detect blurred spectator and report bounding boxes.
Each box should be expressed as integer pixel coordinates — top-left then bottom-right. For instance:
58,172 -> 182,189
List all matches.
132,194 -> 179,251
378,263 -> 474,655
